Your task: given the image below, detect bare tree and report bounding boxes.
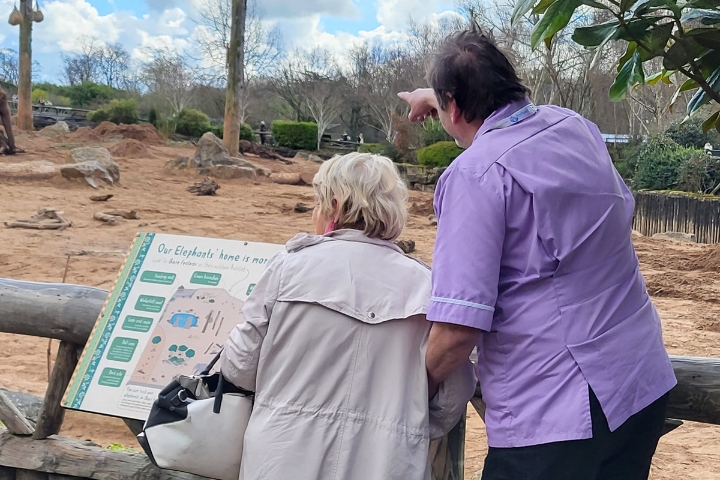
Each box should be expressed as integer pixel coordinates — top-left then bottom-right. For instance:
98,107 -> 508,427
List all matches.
97,43 -> 131,89
195,0 -> 283,79
0,49 -> 19,85
62,38 -> 102,86
300,50 -> 345,149
141,48 -> 200,116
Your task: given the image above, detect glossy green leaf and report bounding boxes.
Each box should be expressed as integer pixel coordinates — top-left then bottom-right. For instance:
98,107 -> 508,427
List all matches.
681,78 -> 701,92
702,111 -> 720,133
512,0 -> 539,26
687,65 -> 720,115
686,0 -> 720,8
661,69 -> 676,84
617,42 -> 638,72
610,51 -> 645,101
663,36 -> 708,70
620,0 -> 639,13
532,0 -> 559,15
582,0 -> 609,8
530,0 -> 584,49
637,22 -> 674,61
647,71 -> 663,85
691,30 -> 720,52
634,0 -> 676,15
681,9 -> 720,25
572,20 -> 620,48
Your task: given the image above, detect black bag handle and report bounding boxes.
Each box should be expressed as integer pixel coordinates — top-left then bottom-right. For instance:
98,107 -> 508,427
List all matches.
202,348 -> 223,375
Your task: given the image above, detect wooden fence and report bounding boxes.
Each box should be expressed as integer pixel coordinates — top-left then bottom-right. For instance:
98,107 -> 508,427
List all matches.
633,191 -> 720,244
0,278 -> 467,480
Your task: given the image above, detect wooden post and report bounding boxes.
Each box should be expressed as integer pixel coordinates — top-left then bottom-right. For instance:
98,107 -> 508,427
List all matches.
17,0 -> 33,131
32,342 -> 81,440
222,0 -> 247,157
0,391 -> 34,436
430,414 -> 466,480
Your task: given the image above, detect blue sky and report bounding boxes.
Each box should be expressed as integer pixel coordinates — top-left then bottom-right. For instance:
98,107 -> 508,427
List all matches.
0,0 -> 459,82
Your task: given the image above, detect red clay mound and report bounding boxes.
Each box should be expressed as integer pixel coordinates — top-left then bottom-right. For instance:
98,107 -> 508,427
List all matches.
108,139 -> 154,158
64,126 -> 103,143
94,123 -> 165,145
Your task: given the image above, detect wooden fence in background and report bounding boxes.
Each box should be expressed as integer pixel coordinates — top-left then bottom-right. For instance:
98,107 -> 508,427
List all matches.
633,191 -> 720,244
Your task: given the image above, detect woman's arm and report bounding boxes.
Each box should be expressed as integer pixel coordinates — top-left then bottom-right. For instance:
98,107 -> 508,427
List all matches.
220,254 -> 284,391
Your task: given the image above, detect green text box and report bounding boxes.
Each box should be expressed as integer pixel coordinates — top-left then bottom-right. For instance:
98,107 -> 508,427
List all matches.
190,271 -> 222,286
121,315 -> 154,333
98,368 -> 126,387
106,337 -> 138,362
135,295 -> 165,313
140,271 -> 177,285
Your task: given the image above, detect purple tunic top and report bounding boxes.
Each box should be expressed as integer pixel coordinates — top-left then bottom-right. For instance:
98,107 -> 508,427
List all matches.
428,98 -> 677,448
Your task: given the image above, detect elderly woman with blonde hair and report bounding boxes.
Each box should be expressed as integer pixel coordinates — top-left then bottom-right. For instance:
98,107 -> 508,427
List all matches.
221,152 -> 475,480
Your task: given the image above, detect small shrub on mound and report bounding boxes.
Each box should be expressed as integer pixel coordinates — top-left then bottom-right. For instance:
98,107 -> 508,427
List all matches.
204,123 -> 255,141
175,109 -> 211,137
417,141 -> 464,168
272,121 -> 317,151
88,99 -> 138,125
665,117 -> 720,150
359,142 -> 401,162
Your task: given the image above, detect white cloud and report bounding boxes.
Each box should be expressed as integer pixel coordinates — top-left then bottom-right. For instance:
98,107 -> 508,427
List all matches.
377,0 -> 449,32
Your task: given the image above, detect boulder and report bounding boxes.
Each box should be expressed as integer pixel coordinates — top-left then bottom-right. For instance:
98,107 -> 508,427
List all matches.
209,165 -> 257,181
39,121 -> 70,137
0,389 -> 42,424
164,156 -> 191,170
0,161 -> 56,180
66,146 -> 120,183
308,154 -> 324,164
193,132 -> 231,171
271,173 -> 302,185
299,172 -> 315,185
61,161 -> 117,188
652,232 -> 696,243
294,151 -> 325,164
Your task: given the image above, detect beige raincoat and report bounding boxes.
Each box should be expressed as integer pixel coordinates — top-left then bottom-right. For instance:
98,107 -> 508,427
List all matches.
221,230 -> 475,480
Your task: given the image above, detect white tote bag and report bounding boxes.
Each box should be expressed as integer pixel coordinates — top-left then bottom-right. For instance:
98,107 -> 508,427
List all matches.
138,351 -> 253,480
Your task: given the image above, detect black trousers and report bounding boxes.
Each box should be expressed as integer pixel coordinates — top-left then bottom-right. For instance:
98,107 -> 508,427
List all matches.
481,389 -> 669,480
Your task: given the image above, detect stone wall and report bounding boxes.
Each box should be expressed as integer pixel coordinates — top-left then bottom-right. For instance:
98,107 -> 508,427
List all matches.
396,164 -> 445,192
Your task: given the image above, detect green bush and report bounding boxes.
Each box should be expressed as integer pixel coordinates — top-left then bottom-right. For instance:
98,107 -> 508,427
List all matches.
677,152 -> 720,193
358,142 -> 402,162
241,123 -> 254,142
272,121 -> 317,150
417,141 -> 464,168
87,109 -> 110,123
422,118 -> 452,146
175,109 -> 211,137
32,88 -> 48,103
665,117 -> 720,149
87,99 -> 138,125
633,136 -> 699,190
67,82 -> 120,108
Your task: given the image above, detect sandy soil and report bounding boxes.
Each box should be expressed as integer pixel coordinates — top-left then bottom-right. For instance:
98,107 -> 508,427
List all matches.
0,130 -> 719,478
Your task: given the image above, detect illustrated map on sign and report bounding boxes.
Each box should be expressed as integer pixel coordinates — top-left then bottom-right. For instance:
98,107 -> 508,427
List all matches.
63,232 -> 284,420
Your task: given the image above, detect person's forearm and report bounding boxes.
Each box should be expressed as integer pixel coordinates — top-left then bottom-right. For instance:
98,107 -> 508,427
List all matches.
426,322 -> 481,397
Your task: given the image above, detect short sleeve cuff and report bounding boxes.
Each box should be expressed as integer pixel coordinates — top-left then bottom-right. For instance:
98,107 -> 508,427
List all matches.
427,297 -> 494,331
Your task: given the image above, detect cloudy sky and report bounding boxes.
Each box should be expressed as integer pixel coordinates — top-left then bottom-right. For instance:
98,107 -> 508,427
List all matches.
0,0 -> 459,82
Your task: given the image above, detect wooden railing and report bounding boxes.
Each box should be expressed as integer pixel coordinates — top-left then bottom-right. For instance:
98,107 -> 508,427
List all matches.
633,190 -> 720,244
1,278 -> 719,478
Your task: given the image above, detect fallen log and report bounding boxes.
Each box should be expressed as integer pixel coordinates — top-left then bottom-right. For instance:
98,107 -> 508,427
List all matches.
93,210 -> 139,225
0,278 -> 719,427
4,209 -> 71,230
187,177 -> 219,196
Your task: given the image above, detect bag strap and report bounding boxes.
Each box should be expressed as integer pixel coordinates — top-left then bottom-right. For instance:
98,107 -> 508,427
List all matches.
202,348 -> 223,375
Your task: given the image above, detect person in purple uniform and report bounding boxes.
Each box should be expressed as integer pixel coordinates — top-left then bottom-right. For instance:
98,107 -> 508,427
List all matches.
399,29 -> 676,480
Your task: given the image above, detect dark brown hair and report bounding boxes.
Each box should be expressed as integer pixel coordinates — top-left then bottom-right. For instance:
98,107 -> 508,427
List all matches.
427,29 -> 530,123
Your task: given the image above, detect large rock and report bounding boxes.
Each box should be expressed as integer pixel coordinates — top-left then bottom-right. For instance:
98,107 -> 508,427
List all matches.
66,146 -> 119,182
271,172 -> 302,185
0,161 -> 56,180
193,132 -> 231,171
209,165 -> 257,181
39,121 -> 70,137
164,156 -> 191,171
652,232 -> 696,243
61,161 -> 117,188
294,151 -> 324,164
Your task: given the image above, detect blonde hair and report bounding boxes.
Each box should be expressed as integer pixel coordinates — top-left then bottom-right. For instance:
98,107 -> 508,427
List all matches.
313,152 -> 408,241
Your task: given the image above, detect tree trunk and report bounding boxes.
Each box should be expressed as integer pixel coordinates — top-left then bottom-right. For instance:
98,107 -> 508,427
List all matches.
17,0 -> 33,132
223,0 -> 248,157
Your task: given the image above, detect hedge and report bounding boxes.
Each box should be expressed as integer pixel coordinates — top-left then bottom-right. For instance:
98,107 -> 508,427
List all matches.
417,141 -> 464,168
272,121 -> 317,151
206,122 -> 254,141
358,142 -> 401,162
633,136 -> 705,191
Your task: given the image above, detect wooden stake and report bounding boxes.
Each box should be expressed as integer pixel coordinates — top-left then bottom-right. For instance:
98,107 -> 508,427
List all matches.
48,256 -> 71,381
17,0 -> 33,131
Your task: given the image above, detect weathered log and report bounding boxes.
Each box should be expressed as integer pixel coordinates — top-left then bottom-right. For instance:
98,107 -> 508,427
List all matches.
429,415 -> 465,480
33,341 -> 81,440
0,430 -> 212,480
0,391 -> 34,436
0,278 -> 107,344
667,356 -> 720,425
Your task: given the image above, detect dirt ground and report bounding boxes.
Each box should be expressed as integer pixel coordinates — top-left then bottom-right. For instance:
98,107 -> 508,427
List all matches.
0,129 -> 719,479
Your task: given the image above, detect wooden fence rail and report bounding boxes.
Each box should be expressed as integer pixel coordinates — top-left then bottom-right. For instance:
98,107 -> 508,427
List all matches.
633,191 -> 720,244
